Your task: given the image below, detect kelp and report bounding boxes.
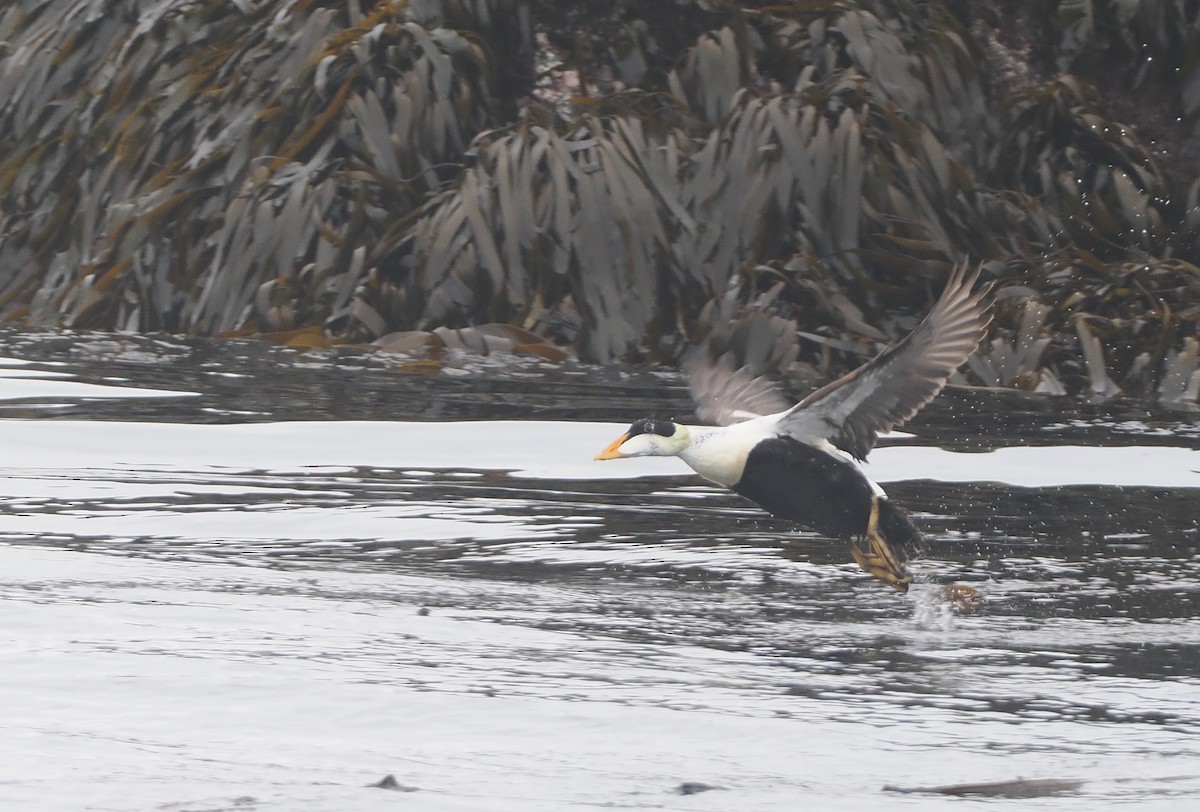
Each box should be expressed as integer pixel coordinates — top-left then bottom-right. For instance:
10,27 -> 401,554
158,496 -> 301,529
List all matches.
352,58 -> 1038,366
1056,0 -> 1200,143
977,257 -> 1200,404
353,116 -> 690,362
0,0 -> 511,333
1,0 -> 1199,403
990,76 -> 1171,258
968,299 -> 1063,394
759,0 -> 993,167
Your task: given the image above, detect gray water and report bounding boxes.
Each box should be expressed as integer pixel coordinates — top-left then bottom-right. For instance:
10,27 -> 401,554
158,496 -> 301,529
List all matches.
1,330 -> 1198,811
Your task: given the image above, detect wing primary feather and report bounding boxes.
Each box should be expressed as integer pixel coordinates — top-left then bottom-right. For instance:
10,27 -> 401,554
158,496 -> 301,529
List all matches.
776,261 -> 991,460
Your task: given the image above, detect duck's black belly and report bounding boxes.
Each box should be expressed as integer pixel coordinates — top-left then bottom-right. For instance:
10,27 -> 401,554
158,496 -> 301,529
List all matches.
731,437 -> 877,538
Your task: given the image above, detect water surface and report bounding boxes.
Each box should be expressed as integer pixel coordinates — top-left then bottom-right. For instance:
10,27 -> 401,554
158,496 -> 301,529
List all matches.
1,331 -> 1198,811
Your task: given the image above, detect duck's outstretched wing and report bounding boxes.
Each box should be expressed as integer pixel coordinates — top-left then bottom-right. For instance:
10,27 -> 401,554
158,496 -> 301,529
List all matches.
684,353 -> 790,426
778,262 -> 991,460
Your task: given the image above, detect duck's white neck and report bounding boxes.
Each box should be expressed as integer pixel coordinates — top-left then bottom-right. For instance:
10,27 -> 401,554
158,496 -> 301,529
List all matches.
677,421 -> 773,488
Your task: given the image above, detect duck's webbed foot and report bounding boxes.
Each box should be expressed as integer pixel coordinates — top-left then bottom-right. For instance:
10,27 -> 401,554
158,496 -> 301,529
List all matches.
848,496 -> 912,592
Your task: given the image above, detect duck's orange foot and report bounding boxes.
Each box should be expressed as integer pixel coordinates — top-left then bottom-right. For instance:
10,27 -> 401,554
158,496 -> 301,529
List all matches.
849,533 -> 911,592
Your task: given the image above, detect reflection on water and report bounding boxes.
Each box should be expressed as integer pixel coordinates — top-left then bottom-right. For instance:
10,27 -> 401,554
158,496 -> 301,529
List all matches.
1,330 -> 1199,811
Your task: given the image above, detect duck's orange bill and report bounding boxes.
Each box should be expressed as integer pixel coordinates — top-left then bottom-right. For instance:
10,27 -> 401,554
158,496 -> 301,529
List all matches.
593,433 -> 630,460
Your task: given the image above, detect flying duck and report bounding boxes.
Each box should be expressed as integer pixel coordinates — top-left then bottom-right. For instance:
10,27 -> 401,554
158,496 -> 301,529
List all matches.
594,263 -> 991,591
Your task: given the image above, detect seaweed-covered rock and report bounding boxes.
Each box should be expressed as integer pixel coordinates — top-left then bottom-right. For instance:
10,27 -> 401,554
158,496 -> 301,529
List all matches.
0,0 -> 1197,402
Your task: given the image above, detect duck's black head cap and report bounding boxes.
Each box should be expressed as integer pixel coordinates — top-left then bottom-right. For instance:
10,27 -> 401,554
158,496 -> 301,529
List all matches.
629,418 -> 677,437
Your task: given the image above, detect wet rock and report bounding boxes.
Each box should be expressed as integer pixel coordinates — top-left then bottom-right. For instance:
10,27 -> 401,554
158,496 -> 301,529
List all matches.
370,774 -> 418,792
674,781 -> 724,795
884,777 -> 1084,798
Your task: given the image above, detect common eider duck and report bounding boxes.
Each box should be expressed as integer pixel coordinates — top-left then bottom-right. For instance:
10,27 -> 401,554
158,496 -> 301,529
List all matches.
594,263 -> 991,591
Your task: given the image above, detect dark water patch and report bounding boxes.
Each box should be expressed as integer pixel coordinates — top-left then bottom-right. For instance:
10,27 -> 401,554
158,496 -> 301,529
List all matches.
4,329 -> 1199,436
0,329 -> 681,423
